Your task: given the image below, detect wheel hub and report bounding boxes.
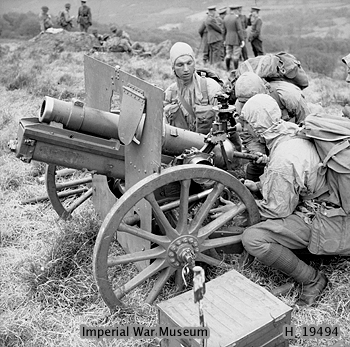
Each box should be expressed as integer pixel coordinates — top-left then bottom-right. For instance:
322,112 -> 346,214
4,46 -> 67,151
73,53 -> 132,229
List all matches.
167,236 -> 200,268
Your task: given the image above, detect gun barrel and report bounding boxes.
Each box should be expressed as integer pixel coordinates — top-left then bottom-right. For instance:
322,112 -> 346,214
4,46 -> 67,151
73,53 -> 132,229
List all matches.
40,96 -> 122,140
39,97 -> 237,166
20,96 -> 241,172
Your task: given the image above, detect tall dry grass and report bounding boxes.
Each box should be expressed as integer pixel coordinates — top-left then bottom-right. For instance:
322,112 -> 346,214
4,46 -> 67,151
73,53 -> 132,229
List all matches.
1,36 -> 350,347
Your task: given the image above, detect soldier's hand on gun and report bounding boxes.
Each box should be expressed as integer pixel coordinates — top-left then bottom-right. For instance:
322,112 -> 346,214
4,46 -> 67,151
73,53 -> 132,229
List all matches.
243,179 -> 259,193
209,197 -> 235,219
255,152 -> 268,164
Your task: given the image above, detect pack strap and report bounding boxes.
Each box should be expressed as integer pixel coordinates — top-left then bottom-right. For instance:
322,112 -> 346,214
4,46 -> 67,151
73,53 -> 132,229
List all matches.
266,84 -> 283,110
255,55 -> 267,76
244,60 -> 254,73
178,93 -> 195,116
322,139 -> 350,167
176,77 -> 209,119
199,77 -> 209,105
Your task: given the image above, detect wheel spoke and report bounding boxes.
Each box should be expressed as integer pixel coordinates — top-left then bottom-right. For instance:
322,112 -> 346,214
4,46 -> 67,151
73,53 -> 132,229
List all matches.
160,189 -> 212,213
114,259 -> 167,300
198,204 -> 246,242
200,235 -> 242,252
56,176 -> 92,190
145,192 -> 179,240
67,187 -> 93,213
145,266 -> 176,304
196,252 -> 229,268
189,182 -> 225,235
177,179 -> 191,235
107,247 -> 166,267
118,222 -> 171,248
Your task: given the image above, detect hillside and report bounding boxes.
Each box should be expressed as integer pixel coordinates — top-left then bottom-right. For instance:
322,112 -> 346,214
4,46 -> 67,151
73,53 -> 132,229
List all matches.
1,0 -> 350,37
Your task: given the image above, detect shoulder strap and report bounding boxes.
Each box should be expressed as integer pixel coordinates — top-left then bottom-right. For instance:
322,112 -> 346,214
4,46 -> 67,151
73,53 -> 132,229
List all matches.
177,93 -> 196,119
199,77 -> 209,105
255,56 -> 266,76
244,60 -> 254,73
322,140 -> 350,167
266,84 -> 284,110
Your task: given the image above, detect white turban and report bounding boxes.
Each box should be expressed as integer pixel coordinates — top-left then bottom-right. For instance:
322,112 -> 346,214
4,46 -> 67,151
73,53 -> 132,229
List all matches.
169,42 -> 195,68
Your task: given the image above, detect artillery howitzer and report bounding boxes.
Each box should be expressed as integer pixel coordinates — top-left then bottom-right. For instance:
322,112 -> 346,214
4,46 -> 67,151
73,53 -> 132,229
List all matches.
12,56 -> 263,310
11,56 -> 293,346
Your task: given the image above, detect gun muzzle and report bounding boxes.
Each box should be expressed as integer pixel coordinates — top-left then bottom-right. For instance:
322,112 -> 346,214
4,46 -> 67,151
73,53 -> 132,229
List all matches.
40,96 -> 122,140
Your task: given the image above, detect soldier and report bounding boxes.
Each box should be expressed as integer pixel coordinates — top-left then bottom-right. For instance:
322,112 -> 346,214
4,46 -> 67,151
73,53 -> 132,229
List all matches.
247,7 -> 263,57
234,71 -> 311,181
59,3 -> 74,31
91,29 -> 104,50
223,5 -> 245,71
198,18 -> 209,64
217,7 -> 227,62
211,94 -> 329,306
342,54 -> 350,83
237,6 -> 248,61
205,6 -> 224,66
110,26 -> 132,44
39,6 -> 53,32
342,54 -> 350,119
163,42 -> 223,135
77,0 -> 92,33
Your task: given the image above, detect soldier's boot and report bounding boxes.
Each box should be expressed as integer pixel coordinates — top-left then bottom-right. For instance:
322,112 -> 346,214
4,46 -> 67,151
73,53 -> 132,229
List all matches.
233,58 -> 239,70
242,238 -> 328,306
267,245 -> 328,306
225,57 -> 231,71
296,271 -> 328,306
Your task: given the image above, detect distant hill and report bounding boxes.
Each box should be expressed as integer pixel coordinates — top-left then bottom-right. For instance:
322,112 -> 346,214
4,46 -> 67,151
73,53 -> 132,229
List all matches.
1,0 -> 350,37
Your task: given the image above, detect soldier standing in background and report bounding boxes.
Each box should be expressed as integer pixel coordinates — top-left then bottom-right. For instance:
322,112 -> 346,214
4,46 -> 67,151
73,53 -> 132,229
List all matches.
205,6 -> 224,66
39,6 -> 53,32
59,3 -> 74,31
77,0 -> 92,33
247,7 -> 263,56
238,6 -> 248,60
342,54 -> 350,118
223,5 -> 244,71
342,54 -> 350,83
198,17 -> 209,64
218,7 -> 227,63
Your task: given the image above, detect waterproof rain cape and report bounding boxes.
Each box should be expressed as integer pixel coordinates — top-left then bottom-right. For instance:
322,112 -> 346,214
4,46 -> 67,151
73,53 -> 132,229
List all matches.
303,114 -> 350,213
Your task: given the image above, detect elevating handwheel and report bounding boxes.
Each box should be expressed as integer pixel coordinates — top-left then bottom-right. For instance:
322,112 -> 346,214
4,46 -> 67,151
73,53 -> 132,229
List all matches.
93,164 -> 260,310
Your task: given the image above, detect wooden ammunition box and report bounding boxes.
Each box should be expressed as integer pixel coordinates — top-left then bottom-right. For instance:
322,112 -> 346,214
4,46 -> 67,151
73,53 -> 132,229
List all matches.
157,269 -> 292,347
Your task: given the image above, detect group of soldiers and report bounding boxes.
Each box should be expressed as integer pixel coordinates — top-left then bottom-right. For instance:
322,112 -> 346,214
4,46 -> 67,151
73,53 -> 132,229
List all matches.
199,5 -> 263,70
39,0 -> 92,33
164,41 -> 350,306
90,26 -> 148,55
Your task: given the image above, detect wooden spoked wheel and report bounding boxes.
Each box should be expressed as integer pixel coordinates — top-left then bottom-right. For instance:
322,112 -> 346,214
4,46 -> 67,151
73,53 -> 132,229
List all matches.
45,164 -> 93,219
93,164 -> 260,310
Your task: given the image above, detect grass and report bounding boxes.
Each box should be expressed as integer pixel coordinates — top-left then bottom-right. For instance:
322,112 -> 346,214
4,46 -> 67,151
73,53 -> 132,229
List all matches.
1,35 -> 350,347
